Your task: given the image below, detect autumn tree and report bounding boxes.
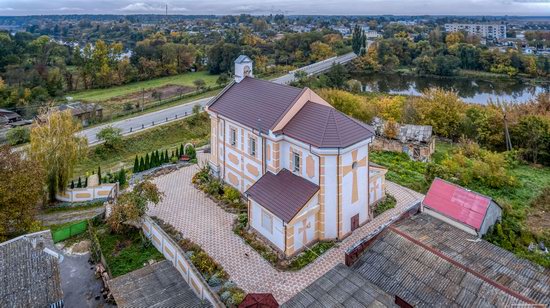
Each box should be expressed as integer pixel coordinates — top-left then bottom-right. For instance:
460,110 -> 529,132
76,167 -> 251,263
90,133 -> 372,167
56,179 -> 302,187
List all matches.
0,145 -> 45,241
309,41 -> 335,62
413,88 -> 465,140
107,180 -> 164,233
30,110 -> 87,201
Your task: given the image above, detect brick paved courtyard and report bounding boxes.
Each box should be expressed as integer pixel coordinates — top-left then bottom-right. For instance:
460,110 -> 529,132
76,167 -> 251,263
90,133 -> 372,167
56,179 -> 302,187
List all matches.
148,154 -> 424,304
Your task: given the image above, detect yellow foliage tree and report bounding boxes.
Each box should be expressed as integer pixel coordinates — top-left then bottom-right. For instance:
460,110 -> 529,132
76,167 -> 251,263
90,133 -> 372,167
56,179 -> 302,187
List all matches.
30,110 -> 87,201
318,89 -> 373,122
310,41 -> 335,62
445,32 -> 465,46
412,88 -> 465,139
373,96 -> 406,122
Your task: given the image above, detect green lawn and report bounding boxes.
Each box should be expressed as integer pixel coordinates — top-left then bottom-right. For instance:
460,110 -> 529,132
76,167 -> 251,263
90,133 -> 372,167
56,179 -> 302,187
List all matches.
71,71 -> 218,102
74,114 -> 210,177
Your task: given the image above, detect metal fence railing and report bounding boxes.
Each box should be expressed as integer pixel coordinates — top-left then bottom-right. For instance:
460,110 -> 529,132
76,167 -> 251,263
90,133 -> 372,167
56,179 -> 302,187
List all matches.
51,220 -> 88,243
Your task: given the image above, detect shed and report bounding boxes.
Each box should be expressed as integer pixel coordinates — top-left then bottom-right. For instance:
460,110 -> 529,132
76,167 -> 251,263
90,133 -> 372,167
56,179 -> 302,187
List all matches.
422,178 -> 502,237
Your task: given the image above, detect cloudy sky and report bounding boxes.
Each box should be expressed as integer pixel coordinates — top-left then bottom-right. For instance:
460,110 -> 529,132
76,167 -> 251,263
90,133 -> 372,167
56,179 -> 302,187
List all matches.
0,0 -> 548,16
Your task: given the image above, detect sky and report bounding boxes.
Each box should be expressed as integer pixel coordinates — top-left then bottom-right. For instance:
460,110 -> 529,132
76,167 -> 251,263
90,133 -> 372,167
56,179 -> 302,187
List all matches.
0,0 -> 549,16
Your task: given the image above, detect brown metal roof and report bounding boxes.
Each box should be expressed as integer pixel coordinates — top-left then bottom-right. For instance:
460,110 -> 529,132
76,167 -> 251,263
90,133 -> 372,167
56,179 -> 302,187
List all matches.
245,169 -> 319,223
281,101 -> 375,148
207,77 -> 303,131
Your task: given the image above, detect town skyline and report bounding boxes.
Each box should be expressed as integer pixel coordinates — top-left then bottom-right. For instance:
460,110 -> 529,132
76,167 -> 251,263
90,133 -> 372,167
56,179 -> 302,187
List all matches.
0,0 -> 549,16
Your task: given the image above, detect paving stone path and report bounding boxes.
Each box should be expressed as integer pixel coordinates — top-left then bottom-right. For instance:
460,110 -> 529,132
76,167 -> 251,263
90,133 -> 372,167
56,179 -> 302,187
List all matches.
148,154 -> 423,304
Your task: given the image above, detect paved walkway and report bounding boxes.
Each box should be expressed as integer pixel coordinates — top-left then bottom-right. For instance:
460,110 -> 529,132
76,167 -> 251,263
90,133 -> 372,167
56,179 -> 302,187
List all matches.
148,154 -> 423,304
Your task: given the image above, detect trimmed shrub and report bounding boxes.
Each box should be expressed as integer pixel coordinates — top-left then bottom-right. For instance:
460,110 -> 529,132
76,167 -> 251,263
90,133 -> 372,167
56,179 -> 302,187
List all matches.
6,126 -> 30,145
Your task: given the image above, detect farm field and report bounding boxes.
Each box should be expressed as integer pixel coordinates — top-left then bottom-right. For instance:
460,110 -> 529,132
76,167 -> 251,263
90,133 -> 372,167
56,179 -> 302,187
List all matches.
71,71 -> 218,102
69,72 -> 219,120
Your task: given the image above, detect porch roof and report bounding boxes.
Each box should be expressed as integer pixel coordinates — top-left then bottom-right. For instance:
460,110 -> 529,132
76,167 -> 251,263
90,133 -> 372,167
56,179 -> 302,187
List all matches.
245,169 -> 319,223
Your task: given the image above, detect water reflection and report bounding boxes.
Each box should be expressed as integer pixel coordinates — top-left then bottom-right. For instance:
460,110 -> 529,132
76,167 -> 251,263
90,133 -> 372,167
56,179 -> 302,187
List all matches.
353,73 -> 549,104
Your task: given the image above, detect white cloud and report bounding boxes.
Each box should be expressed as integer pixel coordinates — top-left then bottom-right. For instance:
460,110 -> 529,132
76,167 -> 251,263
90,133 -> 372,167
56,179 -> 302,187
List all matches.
0,7 -> 15,11
58,7 -> 84,11
119,2 -> 164,12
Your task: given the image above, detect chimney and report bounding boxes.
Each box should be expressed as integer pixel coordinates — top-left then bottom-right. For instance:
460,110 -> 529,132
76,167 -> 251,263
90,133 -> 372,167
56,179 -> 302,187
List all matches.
234,55 -> 253,83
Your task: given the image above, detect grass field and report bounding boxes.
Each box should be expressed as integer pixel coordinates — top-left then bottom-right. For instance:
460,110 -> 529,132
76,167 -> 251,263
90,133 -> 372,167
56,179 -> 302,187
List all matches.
71,71 -> 218,102
74,114 -> 210,178
371,141 -> 550,267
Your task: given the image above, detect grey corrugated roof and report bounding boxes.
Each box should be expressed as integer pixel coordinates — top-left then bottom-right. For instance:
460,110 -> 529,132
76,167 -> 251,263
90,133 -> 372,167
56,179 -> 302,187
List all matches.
351,213 -> 550,307
235,55 -> 252,63
245,169 -> 319,223
109,260 -> 210,308
281,101 -> 374,148
371,117 -> 432,143
282,264 -> 396,307
395,214 -> 550,305
208,77 -> 303,131
0,231 -> 63,307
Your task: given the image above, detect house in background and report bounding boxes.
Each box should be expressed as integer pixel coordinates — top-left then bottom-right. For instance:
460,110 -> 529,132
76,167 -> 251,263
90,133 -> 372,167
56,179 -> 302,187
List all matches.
422,178 -> 502,237
0,108 -> 22,124
0,230 -> 64,307
371,117 -> 435,162
206,56 -> 385,257
57,102 -> 103,127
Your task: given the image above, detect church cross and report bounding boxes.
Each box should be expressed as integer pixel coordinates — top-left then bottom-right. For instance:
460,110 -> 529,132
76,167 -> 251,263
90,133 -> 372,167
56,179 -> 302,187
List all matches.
342,149 -> 367,204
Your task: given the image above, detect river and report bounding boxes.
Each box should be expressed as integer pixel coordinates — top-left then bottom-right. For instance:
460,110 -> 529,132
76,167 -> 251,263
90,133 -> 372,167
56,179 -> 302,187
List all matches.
352,73 -> 549,104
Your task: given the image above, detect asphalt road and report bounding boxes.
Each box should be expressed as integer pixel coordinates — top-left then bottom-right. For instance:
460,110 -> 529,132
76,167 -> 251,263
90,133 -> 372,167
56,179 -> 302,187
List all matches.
80,52 -> 357,145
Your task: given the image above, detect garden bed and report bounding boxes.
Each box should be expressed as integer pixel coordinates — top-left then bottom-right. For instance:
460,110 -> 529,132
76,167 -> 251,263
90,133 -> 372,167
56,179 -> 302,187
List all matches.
151,217 -> 246,307
192,165 -> 247,214
233,213 -> 336,271
91,222 -> 164,278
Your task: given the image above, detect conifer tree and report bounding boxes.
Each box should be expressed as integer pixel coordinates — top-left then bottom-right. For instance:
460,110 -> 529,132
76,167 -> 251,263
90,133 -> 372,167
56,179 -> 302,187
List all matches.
175,147 -> 179,157
139,157 -> 145,171
145,153 -> 150,170
77,177 -> 82,188
118,168 -> 126,186
84,177 -> 88,187
133,155 -> 139,173
180,144 -> 184,156
98,166 -> 102,184
164,149 -> 169,163
70,180 -> 75,189
155,150 -> 160,166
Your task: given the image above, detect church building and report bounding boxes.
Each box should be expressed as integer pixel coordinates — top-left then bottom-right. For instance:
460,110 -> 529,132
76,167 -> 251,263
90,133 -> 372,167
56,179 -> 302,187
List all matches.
205,56 -> 387,257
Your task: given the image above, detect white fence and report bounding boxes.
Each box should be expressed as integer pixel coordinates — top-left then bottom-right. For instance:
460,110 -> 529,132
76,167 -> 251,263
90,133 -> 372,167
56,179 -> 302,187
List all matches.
142,216 -> 223,308
56,183 -> 118,202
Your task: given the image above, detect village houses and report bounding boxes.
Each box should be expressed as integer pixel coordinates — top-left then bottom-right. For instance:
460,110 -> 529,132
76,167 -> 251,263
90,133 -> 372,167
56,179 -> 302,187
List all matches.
206,56 -> 387,257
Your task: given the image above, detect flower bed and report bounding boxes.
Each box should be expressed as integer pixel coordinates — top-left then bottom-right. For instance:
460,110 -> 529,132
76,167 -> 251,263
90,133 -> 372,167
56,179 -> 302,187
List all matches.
233,213 -> 336,271
152,216 -> 246,307
192,165 -> 247,213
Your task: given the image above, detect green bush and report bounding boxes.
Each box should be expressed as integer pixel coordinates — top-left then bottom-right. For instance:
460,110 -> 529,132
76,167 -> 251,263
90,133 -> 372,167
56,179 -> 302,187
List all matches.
6,126 -> 30,145
223,185 -> 241,204
373,195 -> 397,217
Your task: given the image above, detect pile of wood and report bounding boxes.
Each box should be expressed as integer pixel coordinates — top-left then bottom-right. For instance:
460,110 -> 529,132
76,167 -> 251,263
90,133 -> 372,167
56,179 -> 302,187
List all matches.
95,263 -> 115,303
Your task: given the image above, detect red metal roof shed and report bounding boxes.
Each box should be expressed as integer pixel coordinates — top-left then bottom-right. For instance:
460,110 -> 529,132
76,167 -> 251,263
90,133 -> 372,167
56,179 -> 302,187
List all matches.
423,178 -> 491,230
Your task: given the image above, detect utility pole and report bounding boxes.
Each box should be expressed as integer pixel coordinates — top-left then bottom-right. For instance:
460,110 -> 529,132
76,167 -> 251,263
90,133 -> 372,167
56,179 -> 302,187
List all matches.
141,88 -> 145,112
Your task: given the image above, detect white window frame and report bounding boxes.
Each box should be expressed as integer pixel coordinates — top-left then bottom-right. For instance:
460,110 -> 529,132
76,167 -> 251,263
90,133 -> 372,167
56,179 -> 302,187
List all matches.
249,137 -> 257,157
261,209 -> 273,234
229,128 -> 237,146
293,152 -> 301,173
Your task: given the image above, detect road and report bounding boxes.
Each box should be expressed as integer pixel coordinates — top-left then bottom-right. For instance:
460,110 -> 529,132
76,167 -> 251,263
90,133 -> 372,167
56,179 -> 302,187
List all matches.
81,52 -> 357,145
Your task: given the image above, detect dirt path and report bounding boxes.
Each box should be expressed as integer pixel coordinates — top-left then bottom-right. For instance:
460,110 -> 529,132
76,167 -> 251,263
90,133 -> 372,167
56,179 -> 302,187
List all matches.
38,206 -> 105,226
